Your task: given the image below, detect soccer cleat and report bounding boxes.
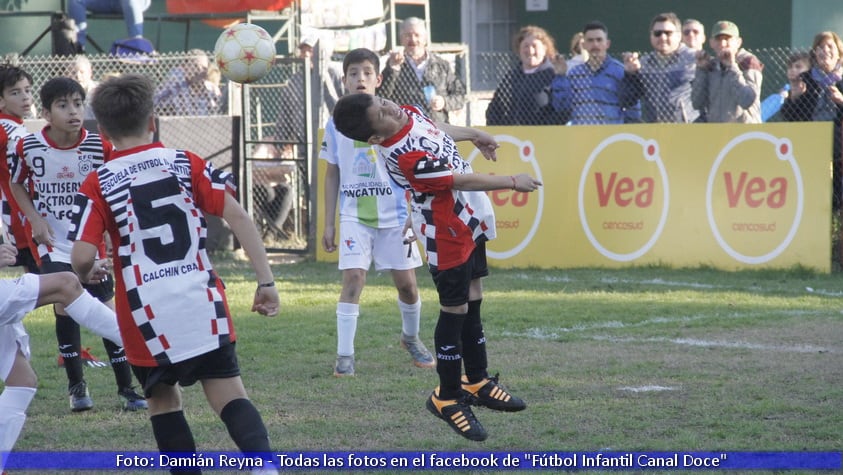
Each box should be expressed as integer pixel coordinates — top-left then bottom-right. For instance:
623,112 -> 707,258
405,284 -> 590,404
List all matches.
399,334 -> 436,368
426,387 -> 487,441
69,381 -> 94,412
461,373 -> 527,412
333,354 -> 355,377
118,386 -> 148,411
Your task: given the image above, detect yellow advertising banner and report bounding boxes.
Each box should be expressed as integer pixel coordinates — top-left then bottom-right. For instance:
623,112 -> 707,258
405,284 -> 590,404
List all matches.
316,123 -> 832,272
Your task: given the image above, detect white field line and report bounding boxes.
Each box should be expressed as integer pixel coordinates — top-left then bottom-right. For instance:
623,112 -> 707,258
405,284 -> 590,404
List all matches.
591,335 -> 835,354
511,273 -> 843,296
617,385 -> 679,393
501,310 -> 838,353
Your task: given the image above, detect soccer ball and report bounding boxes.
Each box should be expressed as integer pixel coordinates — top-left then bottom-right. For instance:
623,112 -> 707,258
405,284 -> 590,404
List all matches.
214,23 -> 275,83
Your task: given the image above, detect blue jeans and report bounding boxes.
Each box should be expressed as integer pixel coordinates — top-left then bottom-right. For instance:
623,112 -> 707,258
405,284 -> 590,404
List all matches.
68,0 -> 151,46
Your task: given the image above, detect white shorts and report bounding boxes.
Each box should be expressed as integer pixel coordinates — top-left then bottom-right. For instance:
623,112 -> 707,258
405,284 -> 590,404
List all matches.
0,273 -> 39,381
338,221 -> 422,271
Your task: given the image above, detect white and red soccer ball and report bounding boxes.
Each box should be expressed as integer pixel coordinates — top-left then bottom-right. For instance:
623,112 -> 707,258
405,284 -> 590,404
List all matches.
214,23 -> 276,83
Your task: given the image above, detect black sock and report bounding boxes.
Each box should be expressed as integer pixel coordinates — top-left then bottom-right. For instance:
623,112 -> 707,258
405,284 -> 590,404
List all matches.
220,398 -> 272,453
150,411 -> 199,475
462,299 -> 489,384
102,338 -> 133,389
434,310 -> 466,400
56,311 -> 84,387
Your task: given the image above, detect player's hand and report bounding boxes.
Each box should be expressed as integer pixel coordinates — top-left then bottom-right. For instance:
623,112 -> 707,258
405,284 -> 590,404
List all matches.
402,219 -> 417,244
0,243 -> 17,268
252,285 -> 280,317
31,217 -> 56,248
513,173 -> 543,192
79,258 -> 111,284
471,130 -> 499,162
322,224 -> 337,253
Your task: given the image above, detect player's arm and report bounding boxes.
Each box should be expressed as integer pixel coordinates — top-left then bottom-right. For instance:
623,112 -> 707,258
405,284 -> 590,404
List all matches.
10,181 -> 55,247
222,193 -> 279,317
434,122 -> 499,162
70,240 -> 109,284
452,173 -> 542,192
322,163 -> 340,253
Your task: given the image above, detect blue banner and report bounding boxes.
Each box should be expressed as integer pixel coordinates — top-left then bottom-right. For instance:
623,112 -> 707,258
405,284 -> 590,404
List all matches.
3,451 -> 841,471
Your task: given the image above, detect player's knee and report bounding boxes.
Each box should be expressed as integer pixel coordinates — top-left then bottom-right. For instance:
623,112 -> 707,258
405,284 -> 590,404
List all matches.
341,269 -> 366,297
47,272 -> 83,305
395,282 -> 418,302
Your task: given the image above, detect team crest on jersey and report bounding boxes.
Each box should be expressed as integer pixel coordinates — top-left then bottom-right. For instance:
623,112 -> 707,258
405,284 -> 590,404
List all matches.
56,165 -> 75,179
344,237 -> 356,250
352,149 -> 377,179
77,154 -> 94,175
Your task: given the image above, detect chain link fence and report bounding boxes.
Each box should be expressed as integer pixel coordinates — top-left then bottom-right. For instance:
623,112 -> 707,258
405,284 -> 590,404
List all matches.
5,50 -> 310,253
6,45 -> 839,260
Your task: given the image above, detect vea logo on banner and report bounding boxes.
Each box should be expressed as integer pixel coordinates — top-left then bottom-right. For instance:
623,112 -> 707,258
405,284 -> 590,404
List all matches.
706,132 -> 804,264
578,134 -> 669,261
466,135 -> 544,259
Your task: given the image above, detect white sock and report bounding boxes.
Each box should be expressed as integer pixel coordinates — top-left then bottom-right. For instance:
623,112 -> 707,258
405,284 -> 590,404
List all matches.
64,292 -> 122,346
336,302 -> 358,357
399,299 -> 422,338
0,386 -> 37,471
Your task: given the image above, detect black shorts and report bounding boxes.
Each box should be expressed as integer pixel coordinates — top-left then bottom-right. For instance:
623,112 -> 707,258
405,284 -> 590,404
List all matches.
40,260 -> 114,302
132,343 -> 241,398
430,241 -> 489,307
14,247 -> 40,274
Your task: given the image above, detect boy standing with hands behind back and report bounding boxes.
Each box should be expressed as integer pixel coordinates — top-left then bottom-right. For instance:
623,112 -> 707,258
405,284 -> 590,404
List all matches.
321,48 -> 433,377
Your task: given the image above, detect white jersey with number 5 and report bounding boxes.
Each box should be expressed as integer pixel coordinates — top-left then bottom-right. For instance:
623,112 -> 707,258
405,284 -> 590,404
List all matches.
69,142 -> 235,367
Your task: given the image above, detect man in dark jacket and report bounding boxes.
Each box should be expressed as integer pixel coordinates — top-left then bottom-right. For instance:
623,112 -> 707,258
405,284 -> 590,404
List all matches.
378,17 -> 466,124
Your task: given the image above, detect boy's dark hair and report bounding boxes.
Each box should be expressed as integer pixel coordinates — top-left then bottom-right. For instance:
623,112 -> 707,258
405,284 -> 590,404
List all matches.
342,48 -> 380,75
583,21 -> 608,36
0,65 -> 33,95
40,77 -> 85,110
91,73 -> 155,139
333,93 -> 376,142
787,50 -> 810,66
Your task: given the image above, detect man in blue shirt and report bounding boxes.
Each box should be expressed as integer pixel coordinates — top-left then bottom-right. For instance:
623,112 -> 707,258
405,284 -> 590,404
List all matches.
551,21 -> 638,125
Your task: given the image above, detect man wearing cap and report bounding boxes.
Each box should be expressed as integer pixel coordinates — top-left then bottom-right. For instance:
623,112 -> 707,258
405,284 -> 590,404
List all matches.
691,20 -> 763,123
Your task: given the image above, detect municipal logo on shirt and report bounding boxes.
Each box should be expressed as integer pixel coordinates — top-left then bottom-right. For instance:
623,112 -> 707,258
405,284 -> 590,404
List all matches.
352,149 -> 377,179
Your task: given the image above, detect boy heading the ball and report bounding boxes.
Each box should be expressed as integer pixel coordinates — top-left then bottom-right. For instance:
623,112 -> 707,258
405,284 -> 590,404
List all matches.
68,73 -> 280,472
332,91 -> 541,441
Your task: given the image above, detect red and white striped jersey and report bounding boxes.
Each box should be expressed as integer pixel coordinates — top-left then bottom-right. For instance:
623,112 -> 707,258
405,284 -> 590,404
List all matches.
377,105 -> 496,271
12,127 -> 111,262
68,142 -> 237,367
0,114 -> 31,248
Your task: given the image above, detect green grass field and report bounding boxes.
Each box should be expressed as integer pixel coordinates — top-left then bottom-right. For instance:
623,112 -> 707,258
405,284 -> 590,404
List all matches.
4,256 -> 842,474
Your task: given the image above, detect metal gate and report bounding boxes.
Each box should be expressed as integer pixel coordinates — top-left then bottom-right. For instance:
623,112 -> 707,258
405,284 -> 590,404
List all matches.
240,56 -> 312,253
